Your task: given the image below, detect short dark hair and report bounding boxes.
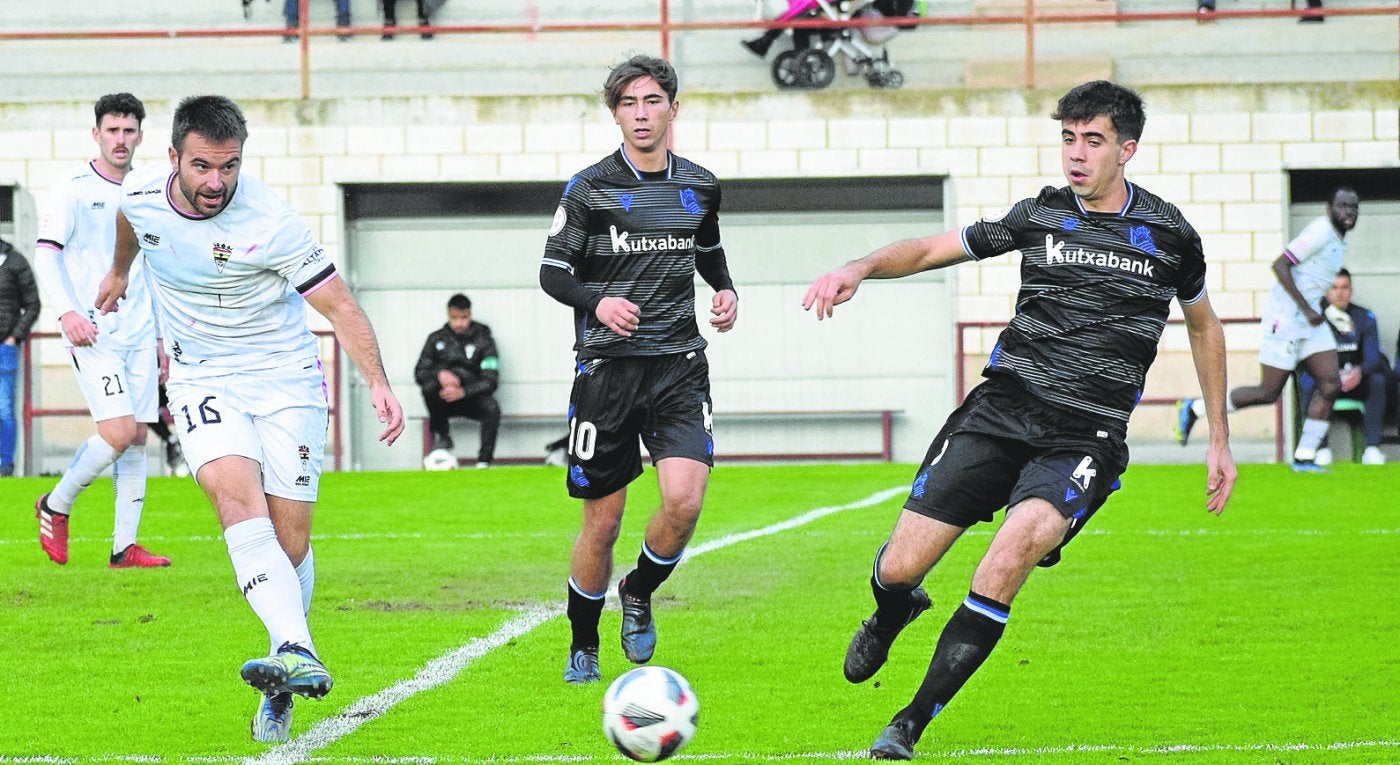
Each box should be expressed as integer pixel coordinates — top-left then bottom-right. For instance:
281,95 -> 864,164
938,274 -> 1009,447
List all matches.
1336,267 -> 1352,280
1331,186 -> 1359,204
603,55 -> 679,110
95,93 -> 146,126
1051,80 -> 1145,143
447,293 -> 472,311
171,95 -> 249,153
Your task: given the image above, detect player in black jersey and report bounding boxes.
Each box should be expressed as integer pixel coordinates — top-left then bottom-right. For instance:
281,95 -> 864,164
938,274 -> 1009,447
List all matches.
804,81 -> 1237,759
539,55 -> 738,685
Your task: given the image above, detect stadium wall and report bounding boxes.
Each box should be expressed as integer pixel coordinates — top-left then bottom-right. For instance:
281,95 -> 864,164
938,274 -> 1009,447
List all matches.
1,84 -> 1396,468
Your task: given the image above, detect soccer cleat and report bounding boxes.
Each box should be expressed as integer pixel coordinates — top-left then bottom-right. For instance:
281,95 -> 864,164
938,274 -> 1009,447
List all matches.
1293,445 -> 1316,463
36,494 -> 69,565
844,587 -> 932,684
618,577 -> 657,664
1362,446 -> 1386,465
251,692 -> 294,743
564,646 -> 601,684
110,544 -> 172,568
1314,448 -> 1334,466
869,713 -> 925,760
1175,399 -> 1199,446
240,643 -> 333,699
1289,460 -> 1329,474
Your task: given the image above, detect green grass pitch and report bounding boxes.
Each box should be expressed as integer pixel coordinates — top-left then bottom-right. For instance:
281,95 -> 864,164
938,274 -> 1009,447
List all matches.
0,463 -> 1396,763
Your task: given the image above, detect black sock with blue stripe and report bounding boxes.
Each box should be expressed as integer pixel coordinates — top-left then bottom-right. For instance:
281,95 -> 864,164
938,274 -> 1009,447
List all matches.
566,578 -> 606,651
902,590 -> 1010,729
621,542 -> 682,598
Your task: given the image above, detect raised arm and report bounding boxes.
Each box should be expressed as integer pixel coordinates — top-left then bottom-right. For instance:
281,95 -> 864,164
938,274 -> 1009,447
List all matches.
305,276 -> 404,445
802,228 -> 970,320
1181,294 -> 1237,515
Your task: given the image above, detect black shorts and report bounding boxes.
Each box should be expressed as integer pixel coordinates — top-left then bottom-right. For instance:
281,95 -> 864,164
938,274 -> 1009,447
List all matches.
904,377 -> 1129,528
564,350 -> 714,499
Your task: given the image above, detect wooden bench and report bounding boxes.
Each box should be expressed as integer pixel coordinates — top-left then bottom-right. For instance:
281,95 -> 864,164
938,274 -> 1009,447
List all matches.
416,408 -> 900,466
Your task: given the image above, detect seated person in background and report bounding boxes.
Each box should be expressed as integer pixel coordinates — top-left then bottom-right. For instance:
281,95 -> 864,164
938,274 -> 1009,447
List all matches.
1298,268 -> 1389,465
414,293 -> 501,468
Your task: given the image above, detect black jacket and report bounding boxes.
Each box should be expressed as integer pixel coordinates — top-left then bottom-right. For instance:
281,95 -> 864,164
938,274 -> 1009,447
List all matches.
414,321 -> 499,400
0,239 -> 40,343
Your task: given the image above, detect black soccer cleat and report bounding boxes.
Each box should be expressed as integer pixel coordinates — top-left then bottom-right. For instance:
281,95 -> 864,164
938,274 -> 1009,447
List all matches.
1175,399 -> 1199,446
869,712 -> 925,760
618,577 -> 657,664
844,586 -> 931,684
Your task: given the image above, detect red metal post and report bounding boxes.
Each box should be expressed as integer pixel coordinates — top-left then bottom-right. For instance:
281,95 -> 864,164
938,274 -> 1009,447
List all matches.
659,0 -> 671,61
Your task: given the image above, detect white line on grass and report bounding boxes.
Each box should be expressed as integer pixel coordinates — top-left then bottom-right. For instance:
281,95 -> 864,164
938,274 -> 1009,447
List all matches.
245,486 -> 908,765
16,738 -> 1400,764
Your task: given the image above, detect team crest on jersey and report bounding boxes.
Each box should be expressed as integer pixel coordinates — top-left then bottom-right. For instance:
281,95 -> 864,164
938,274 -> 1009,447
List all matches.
298,444 -> 311,471
548,206 -> 567,236
618,193 -> 634,212
679,188 -> 701,215
981,205 -> 1012,223
212,242 -> 233,272
1129,225 -> 1157,255
142,233 -> 161,246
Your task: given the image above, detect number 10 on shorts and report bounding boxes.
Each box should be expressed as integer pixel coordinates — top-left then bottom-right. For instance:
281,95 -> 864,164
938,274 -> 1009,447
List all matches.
569,417 -> 596,460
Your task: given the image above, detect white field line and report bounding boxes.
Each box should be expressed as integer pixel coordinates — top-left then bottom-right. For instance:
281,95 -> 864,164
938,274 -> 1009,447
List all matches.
6,738 -> 1399,764
244,486 -> 907,765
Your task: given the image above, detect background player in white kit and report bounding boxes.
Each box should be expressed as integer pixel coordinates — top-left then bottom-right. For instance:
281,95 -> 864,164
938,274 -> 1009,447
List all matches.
96,95 -> 405,743
34,93 -> 171,569
1177,187 -> 1359,471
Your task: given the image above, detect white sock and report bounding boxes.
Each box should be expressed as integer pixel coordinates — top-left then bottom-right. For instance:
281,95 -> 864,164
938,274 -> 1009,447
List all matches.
1295,418 -> 1331,457
224,518 -> 315,657
1191,397 -> 1234,418
111,449 -> 147,554
295,547 -> 315,616
49,435 -> 120,513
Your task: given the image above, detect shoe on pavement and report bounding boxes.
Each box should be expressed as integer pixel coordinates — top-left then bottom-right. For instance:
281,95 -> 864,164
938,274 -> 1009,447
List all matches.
36,494 -> 69,565
251,692 -> 294,743
564,646 -> 600,684
1362,446 -> 1386,465
240,642 -> 333,699
1314,447 -> 1333,466
869,712 -> 926,760
1175,399 -> 1199,446
1290,460 -> 1329,474
844,587 -> 931,683
618,577 -> 657,664
110,543 -> 172,568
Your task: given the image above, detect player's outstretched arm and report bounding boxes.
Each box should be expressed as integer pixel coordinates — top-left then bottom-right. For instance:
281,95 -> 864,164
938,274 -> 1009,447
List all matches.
1182,294 -> 1237,515
95,211 -> 139,315
802,230 -> 969,320
306,276 -> 404,445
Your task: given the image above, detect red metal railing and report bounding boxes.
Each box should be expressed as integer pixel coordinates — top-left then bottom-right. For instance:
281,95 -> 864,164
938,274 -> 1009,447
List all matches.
22,330 -> 343,476
956,317 -> 1288,462
1,1 -> 1395,98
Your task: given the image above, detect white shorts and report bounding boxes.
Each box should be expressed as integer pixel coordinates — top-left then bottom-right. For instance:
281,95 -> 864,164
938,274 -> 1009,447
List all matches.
1258,319 -> 1337,371
167,361 -> 329,502
68,344 -> 159,424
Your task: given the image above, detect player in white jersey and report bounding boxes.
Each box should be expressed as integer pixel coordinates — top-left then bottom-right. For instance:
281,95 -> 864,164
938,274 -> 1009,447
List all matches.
1177,187 -> 1359,471
96,95 -> 405,744
33,93 -> 171,569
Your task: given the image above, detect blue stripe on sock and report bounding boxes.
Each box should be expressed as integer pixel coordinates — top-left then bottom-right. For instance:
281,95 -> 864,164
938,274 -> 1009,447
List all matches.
963,596 -> 1009,624
642,541 -> 683,565
567,577 -> 606,600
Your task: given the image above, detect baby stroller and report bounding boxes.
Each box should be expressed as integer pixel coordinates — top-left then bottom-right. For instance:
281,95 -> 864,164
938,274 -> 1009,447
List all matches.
744,0 -> 924,90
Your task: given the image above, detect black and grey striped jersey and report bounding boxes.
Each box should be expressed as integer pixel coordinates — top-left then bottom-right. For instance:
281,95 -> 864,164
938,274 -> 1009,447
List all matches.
542,149 -> 723,360
962,181 -> 1207,427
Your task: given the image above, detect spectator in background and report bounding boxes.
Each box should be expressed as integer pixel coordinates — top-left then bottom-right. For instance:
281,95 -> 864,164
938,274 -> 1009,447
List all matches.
414,293 -> 501,468
381,0 -> 436,39
1297,269 -> 1389,465
0,237 -> 41,478
284,0 -> 352,41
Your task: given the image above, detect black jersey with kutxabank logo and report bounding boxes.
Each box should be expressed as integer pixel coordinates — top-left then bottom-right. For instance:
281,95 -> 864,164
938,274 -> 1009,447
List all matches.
542,149 -> 724,360
962,182 -> 1207,429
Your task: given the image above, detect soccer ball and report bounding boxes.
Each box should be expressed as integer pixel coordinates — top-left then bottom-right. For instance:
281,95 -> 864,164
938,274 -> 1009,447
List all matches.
601,666 -> 699,762
422,448 -> 457,471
